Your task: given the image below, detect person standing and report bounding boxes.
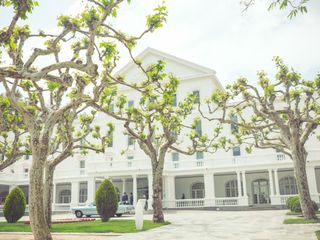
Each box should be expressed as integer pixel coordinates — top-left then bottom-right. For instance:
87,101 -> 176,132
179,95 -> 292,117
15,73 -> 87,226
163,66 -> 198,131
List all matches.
121,192 -> 128,204
129,192 -> 133,205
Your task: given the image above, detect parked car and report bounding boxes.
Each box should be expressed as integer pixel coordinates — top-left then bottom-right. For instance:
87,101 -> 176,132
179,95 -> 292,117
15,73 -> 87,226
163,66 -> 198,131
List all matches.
71,202 -> 134,218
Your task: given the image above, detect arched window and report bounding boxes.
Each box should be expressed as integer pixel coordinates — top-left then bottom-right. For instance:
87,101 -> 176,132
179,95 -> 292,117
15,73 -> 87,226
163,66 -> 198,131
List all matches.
225,180 -> 238,197
59,189 -> 71,203
279,176 -> 297,195
191,182 -> 205,199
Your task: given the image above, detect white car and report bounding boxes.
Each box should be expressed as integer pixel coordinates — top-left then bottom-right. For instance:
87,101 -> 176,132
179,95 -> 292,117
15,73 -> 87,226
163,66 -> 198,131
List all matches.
71,202 -> 135,218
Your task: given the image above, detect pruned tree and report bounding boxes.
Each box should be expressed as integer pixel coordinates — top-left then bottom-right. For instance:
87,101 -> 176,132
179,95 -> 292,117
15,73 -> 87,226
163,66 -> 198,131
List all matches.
241,0 -> 309,18
43,109 -> 113,228
0,0 -> 167,239
95,60 -> 214,223
202,57 -> 320,219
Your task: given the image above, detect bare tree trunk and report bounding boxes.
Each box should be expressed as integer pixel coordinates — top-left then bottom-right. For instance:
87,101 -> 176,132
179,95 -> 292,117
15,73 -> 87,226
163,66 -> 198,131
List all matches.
29,135 -> 52,240
44,164 -> 55,228
152,160 -> 164,223
292,149 -> 317,220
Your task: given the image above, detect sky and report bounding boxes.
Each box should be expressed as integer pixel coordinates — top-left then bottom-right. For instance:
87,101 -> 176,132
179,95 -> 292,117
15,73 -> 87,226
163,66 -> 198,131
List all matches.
1,0 -> 320,86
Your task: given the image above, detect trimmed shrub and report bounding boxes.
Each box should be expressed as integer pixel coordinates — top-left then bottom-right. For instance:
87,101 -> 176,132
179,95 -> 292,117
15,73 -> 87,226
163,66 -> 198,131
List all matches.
291,197 -> 302,213
289,196 -> 318,213
313,201 -> 319,212
286,196 -> 298,210
3,186 -> 26,223
95,179 -> 118,222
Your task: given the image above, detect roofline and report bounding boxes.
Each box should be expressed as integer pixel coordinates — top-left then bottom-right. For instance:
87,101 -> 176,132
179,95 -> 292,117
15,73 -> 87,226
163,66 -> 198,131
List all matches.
115,47 -> 217,76
114,47 -> 224,92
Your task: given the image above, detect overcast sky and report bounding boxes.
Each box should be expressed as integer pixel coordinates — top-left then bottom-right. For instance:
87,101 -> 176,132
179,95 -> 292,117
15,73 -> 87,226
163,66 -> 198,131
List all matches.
1,0 -> 320,86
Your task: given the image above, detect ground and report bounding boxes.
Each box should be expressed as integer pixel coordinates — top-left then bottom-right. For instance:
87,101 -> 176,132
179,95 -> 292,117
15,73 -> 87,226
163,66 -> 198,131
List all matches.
0,210 -> 319,240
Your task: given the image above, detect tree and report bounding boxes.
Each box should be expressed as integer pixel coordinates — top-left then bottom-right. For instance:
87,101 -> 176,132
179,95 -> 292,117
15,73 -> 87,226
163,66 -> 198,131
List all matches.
202,57 -> 320,219
95,179 -> 118,222
95,60 -> 212,223
241,0 -> 310,18
0,0 -> 167,239
43,109 -> 113,228
3,186 -> 26,223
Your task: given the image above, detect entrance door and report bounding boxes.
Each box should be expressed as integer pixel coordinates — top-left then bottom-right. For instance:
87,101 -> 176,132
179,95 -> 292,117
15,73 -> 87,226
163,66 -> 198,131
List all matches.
191,182 -> 205,199
252,179 -> 269,204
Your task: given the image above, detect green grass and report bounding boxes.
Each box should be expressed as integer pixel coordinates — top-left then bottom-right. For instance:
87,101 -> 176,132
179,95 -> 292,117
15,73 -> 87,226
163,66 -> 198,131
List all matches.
286,211 -> 320,215
316,230 -> 320,240
283,218 -> 320,224
0,220 -> 170,233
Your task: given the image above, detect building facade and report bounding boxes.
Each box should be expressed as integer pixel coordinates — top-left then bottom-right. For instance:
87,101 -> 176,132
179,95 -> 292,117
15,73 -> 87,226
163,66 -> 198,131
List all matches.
1,48 -> 320,211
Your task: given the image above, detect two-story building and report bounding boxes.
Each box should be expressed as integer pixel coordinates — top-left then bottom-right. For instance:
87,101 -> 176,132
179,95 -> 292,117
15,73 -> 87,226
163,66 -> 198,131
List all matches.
1,48 -> 320,211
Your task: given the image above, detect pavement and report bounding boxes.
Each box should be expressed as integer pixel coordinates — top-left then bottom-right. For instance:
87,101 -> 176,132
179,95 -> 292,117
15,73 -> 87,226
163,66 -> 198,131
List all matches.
0,210 -> 319,240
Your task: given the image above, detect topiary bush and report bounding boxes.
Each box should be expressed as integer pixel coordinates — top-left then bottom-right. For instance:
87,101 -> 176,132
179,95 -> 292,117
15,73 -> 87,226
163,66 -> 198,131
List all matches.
288,196 -> 318,213
3,186 -> 26,223
286,196 -> 298,210
95,179 -> 118,222
290,197 -> 302,212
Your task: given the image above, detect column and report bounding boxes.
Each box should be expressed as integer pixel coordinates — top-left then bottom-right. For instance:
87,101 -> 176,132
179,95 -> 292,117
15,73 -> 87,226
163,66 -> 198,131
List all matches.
166,175 -> 175,208
272,169 -> 281,205
241,171 -> 247,197
52,183 -> 56,205
132,175 -> 137,206
237,171 -> 242,197
268,169 -> 274,196
204,173 -> 215,207
148,174 -> 153,210
274,169 -> 280,195
306,166 -> 318,202
87,178 -> 95,203
71,181 -> 79,207
122,178 -> 126,194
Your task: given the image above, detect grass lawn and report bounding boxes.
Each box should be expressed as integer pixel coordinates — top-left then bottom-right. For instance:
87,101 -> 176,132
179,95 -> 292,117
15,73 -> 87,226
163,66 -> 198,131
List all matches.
283,218 -> 320,224
0,220 -> 170,233
316,230 -> 320,240
286,211 -> 320,216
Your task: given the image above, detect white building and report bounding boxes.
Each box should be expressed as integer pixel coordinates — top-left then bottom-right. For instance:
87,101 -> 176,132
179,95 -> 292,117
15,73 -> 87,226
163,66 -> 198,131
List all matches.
1,48 -> 320,211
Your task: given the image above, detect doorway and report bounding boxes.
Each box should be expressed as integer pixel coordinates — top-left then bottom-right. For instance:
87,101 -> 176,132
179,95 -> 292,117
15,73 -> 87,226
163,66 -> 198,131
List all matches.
252,179 -> 269,204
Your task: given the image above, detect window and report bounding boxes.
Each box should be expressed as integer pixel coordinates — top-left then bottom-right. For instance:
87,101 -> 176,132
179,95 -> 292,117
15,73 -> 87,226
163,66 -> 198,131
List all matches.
191,182 -> 205,199
1,154 -> 4,161
231,115 -> 238,133
192,90 -> 200,104
279,176 -> 298,195
172,152 -> 179,161
195,120 -> 202,136
233,146 -> 241,156
80,160 -> 85,169
196,151 -> 204,159
108,135 -> 113,147
59,189 -> 71,203
173,94 -> 177,107
128,100 -> 134,107
24,168 -> 28,177
25,154 -> 30,160
127,156 -> 133,167
128,136 -> 134,146
225,180 -> 238,197
79,182 -> 88,203
110,104 -> 114,113
171,130 -> 178,140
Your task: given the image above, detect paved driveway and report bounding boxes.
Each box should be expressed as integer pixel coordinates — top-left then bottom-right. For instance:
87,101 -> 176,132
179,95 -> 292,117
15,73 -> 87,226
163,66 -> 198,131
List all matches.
116,210 -> 319,240
0,210 -> 319,240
